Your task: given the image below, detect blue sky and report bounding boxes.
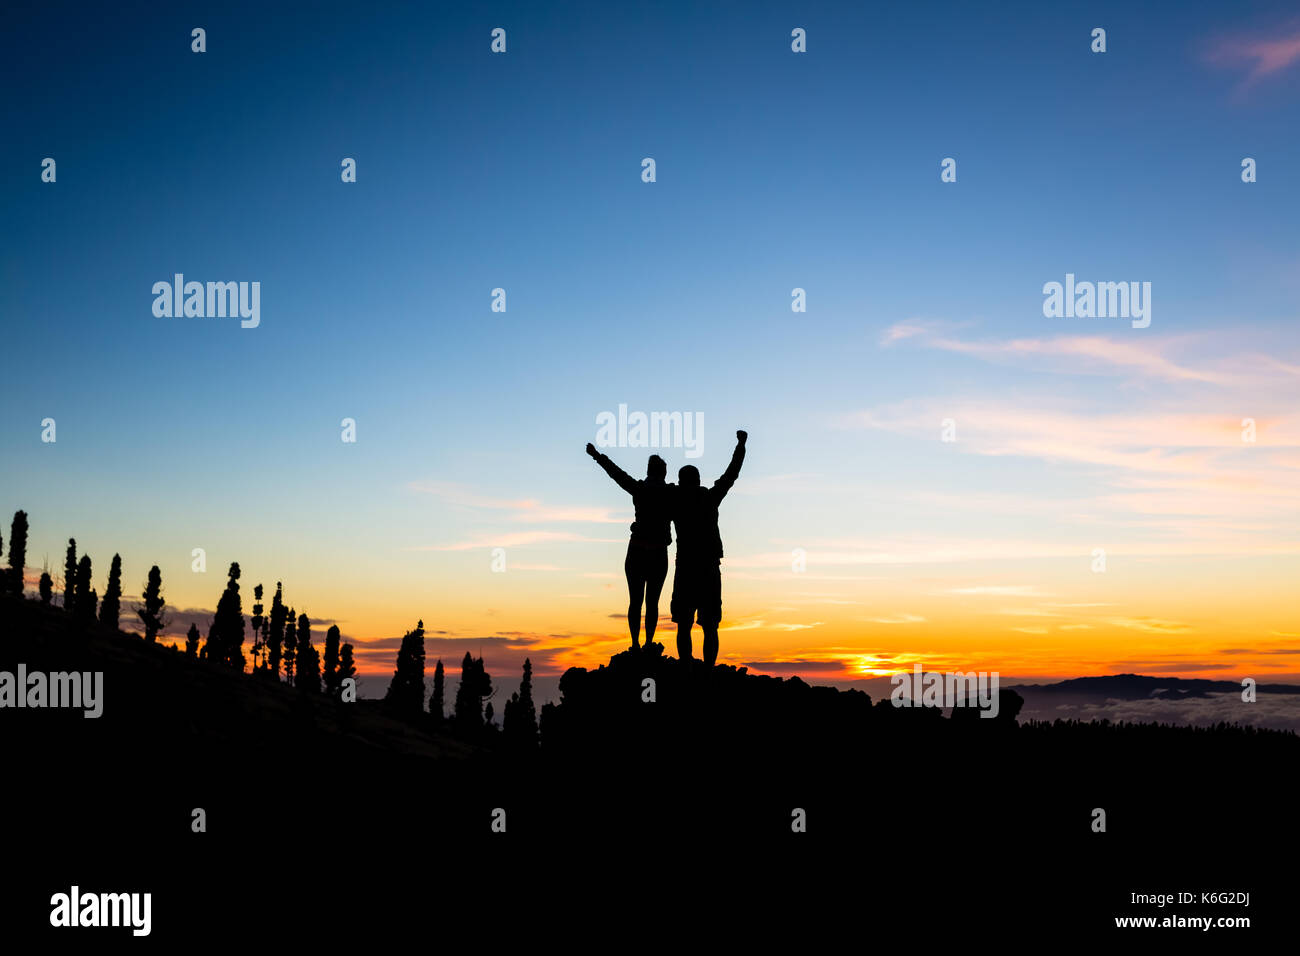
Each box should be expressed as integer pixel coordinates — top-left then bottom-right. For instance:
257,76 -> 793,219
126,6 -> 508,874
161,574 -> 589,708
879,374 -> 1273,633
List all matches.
3,0 -> 1298,688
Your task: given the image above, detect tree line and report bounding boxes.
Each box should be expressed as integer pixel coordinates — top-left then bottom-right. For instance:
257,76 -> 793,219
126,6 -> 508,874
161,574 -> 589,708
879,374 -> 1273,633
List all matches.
1,510 -> 360,692
2,509 -> 537,746
384,618 -> 538,749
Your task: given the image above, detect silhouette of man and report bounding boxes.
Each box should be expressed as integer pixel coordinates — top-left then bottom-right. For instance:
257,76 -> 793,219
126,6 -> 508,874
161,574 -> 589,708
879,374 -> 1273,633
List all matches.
671,430 -> 746,668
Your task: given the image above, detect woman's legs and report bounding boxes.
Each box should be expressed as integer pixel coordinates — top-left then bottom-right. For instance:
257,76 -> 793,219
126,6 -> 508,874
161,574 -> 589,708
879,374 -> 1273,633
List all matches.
643,549 -> 668,643
625,545 -> 668,647
624,546 -> 646,646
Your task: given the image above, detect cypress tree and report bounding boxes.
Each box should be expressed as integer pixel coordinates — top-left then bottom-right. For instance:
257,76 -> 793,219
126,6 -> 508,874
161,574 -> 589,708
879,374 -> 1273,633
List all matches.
250,583 -> 265,670
138,565 -> 165,642
267,582 -> 286,678
99,553 -> 123,628
384,620 -> 426,718
337,643 -> 357,693
208,562 -> 245,670
503,658 -> 539,750
295,614 -> 320,692
63,539 -> 77,611
185,623 -> 200,657
283,607 -> 297,682
429,658 -> 446,723
454,653 -> 493,733
478,658 -> 493,721
322,625 -> 341,697
7,511 -> 28,596
39,570 -> 53,605
454,653 -> 476,729
75,555 -> 95,621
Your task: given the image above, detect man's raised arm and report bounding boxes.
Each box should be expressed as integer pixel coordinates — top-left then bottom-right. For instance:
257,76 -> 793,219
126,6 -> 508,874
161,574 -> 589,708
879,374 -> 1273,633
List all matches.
711,430 -> 747,502
586,443 -> 639,495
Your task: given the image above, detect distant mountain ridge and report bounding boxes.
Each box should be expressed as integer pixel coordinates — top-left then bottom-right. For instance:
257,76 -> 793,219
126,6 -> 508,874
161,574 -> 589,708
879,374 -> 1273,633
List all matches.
1009,673 -> 1300,699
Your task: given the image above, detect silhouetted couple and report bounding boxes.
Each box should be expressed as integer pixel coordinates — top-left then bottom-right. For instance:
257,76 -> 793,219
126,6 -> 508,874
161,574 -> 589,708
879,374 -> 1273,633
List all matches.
586,430 -> 747,668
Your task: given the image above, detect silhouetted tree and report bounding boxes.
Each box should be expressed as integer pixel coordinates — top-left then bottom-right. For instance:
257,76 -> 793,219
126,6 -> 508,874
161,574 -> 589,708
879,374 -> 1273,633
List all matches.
185,623 -> 200,657
39,570 -> 53,605
295,614 -> 320,693
74,555 -> 95,621
384,620 -> 426,718
7,510 -> 28,596
322,625 -> 341,697
454,653 -> 476,728
484,701 -> 496,732
454,653 -> 493,733
99,553 -> 123,628
503,658 -> 539,750
207,562 -> 246,670
137,565 -> 165,642
267,582 -> 286,678
283,606 -> 297,682
62,539 -> 77,611
250,584 -> 265,670
429,659 -> 446,723
337,644 -> 357,693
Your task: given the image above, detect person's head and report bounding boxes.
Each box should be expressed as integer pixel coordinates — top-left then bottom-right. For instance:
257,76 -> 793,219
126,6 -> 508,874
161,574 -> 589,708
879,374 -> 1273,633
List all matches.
646,455 -> 667,481
678,464 -> 700,489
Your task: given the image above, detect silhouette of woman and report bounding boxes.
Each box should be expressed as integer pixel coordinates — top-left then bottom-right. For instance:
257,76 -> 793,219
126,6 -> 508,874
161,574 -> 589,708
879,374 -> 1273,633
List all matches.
586,443 -> 673,650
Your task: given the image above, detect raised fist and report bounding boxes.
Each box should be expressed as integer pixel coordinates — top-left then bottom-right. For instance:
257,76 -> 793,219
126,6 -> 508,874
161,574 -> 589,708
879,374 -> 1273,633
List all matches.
736,430 -> 748,444
586,442 -> 599,458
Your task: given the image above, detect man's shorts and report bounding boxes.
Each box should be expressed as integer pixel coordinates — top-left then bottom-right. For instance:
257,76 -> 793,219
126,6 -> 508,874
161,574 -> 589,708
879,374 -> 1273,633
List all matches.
670,559 -> 722,627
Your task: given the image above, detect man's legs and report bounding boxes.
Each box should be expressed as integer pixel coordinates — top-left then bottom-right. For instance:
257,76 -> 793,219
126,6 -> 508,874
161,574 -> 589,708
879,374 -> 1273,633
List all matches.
700,562 -> 722,668
670,555 -> 694,660
702,626 -> 718,668
676,621 -> 693,661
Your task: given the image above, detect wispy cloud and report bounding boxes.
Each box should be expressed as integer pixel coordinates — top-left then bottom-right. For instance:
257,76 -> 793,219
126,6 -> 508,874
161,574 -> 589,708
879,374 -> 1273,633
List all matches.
406,479 -> 629,551
406,531 -> 620,551
878,322 -> 1255,384
949,585 -> 1044,596
409,480 -> 627,524
850,397 -> 1300,531
722,619 -> 823,633
727,540 -> 1088,568
1205,21 -> 1300,88
1108,617 -> 1194,634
